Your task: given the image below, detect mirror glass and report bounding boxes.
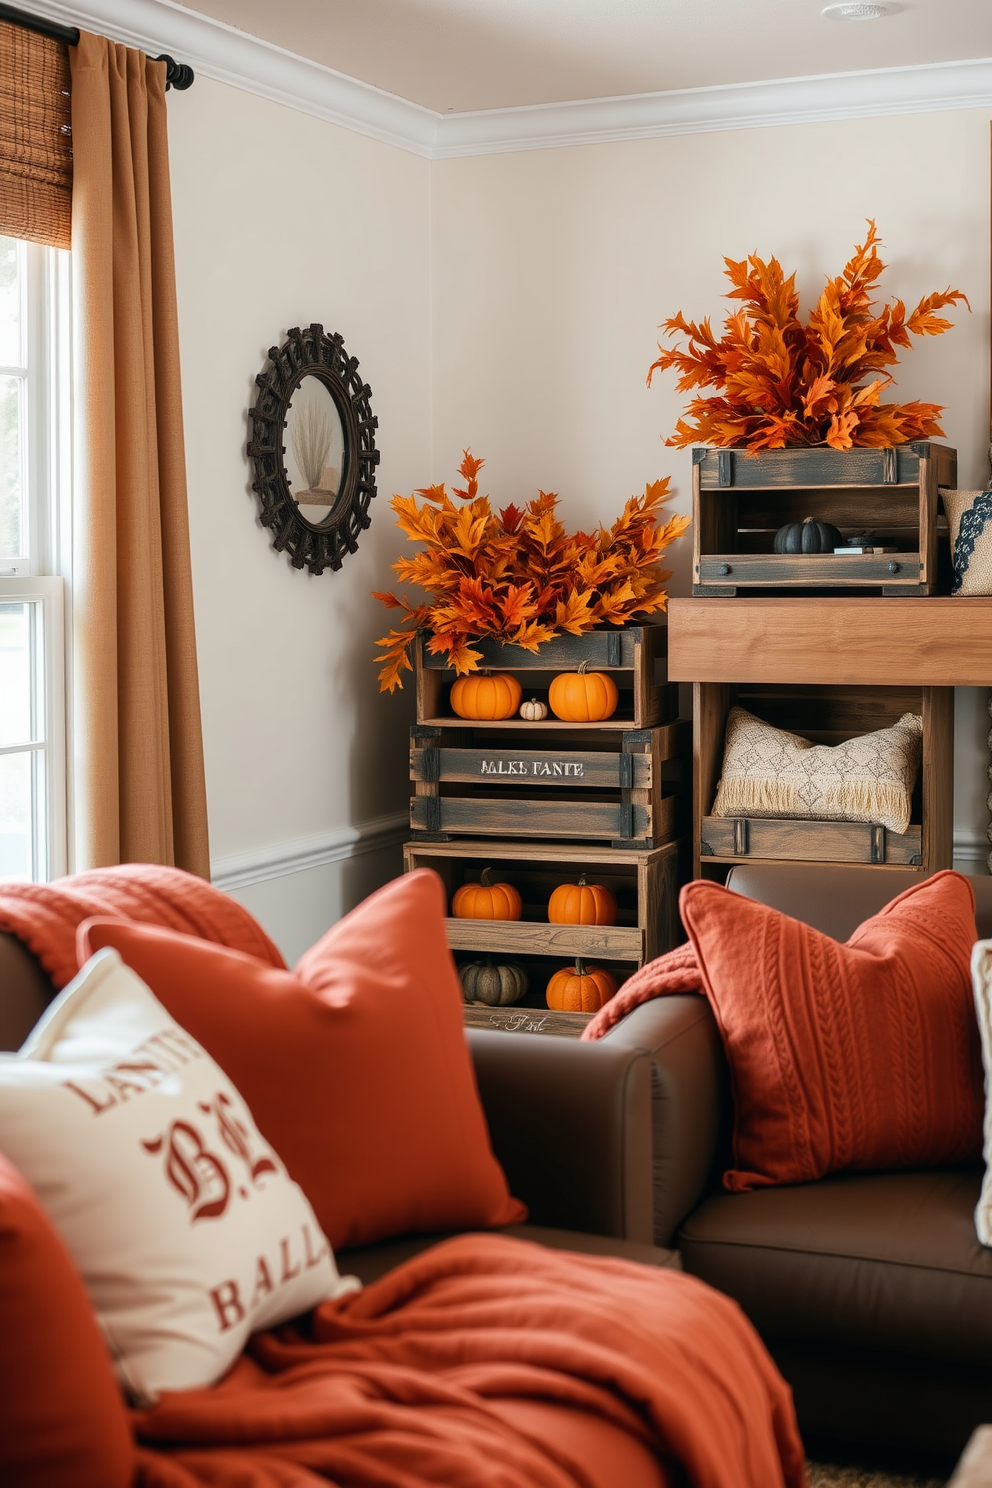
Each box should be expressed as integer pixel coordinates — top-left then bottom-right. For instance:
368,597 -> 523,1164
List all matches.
284,374 -> 345,525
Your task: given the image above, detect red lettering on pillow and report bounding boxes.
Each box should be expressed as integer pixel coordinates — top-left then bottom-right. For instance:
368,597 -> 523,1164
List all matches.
63,1080 -> 118,1116
142,1120 -> 232,1222
303,1222 -> 327,1269
61,1029 -> 209,1117
209,1280 -> 245,1332
199,1090 -> 278,1187
250,1256 -> 275,1310
279,1236 -> 301,1283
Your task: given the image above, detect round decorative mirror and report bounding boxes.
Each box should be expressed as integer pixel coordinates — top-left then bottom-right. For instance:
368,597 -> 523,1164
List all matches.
247,324 -> 380,574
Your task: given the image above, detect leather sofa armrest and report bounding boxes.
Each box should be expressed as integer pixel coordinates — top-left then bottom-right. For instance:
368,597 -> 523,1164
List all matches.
0,932 -> 54,1052
599,996 -> 727,1247
467,1029 -> 654,1244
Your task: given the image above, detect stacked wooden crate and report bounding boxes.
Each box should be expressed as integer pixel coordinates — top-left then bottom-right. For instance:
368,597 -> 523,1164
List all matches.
404,624 -> 690,1033
691,441 -> 954,597
685,442 -> 957,880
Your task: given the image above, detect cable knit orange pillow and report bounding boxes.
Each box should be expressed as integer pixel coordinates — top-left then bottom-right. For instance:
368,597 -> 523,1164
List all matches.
679,871 -> 984,1192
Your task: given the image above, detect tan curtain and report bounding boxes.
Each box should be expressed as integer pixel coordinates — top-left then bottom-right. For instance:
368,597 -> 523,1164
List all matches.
69,31 -> 209,878
0,20 -> 72,249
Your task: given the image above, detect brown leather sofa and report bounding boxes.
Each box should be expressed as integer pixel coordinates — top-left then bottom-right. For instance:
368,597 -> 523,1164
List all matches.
1,914 -> 691,1488
632,862 -> 992,1463
0,923 -> 677,1283
8,868 -> 992,1469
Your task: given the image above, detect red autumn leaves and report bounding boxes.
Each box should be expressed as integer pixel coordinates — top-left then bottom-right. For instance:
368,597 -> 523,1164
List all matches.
373,452 -> 688,692
648,221 -> 967,453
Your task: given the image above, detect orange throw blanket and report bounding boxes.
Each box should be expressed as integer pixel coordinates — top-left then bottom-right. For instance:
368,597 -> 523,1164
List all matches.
0,864 -> 285,990
583,943 -> 702,1040
132,1234 -> 805,1488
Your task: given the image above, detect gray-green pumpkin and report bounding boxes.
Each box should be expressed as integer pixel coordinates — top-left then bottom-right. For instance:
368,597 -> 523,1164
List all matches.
773,517 -> 843,554
459,958 -> 528,1007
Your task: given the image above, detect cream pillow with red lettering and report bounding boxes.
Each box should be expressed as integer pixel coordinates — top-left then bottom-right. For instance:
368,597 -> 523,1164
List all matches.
0,948 -> 358,1403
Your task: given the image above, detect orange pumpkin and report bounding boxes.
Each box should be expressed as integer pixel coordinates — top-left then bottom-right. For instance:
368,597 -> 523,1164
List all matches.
450,671 -> 522,720
451,868 -> 522,921
547,875 -> 617,926
546,959 -> 618,1013
548,662 -> 618,722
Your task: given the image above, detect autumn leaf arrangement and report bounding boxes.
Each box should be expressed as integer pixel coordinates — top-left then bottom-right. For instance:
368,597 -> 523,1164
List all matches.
373,453 -> 690,691
648,221 -> 968,453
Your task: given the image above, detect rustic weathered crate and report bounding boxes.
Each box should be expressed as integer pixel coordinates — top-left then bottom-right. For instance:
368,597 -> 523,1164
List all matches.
700,817 -> 923,866
693,681 -> 953,878
409,719 -> 689,850
460,1004 -> 593,1037
415,623 -> 677,730
403,837 -> 686,1036
692,442 -> 957,597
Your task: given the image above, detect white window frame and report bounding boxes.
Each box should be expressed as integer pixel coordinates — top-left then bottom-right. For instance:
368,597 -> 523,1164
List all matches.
0,238 -> 72,880
0,575 -> 66,878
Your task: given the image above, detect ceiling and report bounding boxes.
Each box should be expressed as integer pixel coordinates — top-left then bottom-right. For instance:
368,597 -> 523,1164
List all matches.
173,0 -> 992,115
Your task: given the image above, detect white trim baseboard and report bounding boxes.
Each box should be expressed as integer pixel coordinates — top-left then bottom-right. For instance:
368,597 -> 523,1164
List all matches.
212,817 -> 991,891
210,812 -> 409,892
27,0 -> 992,159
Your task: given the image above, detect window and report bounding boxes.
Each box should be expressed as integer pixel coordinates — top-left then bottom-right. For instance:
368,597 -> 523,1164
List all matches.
0,233 -> 69,881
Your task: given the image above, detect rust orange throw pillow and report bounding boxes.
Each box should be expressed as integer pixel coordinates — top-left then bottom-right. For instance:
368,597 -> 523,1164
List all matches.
679,871 -> 984,1192
78,870 -> 524,1250
0,1152 -> 134,1488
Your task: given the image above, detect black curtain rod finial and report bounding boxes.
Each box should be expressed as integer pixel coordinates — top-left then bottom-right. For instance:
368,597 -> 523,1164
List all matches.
0,5 -> 195,89
155,54 -> 195,91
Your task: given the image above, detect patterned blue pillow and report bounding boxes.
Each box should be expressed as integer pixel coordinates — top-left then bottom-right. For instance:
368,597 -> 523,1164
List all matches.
942,488 -> 992,595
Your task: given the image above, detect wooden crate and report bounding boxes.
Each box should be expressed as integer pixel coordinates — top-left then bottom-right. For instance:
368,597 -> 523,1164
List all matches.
692,442 -> 956,597
409,719 -> 689,850
404,838 -> 686,1036
415,623 -> 677,730
693,681 -> 953,878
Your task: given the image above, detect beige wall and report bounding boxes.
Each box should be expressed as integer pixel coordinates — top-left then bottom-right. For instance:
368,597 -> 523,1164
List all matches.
432,110 -> 992,870
167,78 -> 425,960
165,89 -> 992,957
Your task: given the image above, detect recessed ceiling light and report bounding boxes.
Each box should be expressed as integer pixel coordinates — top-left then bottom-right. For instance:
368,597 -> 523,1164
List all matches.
821,2 -> 897,17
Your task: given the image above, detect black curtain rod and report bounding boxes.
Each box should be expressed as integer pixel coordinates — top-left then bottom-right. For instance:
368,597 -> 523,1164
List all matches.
0,2 -> 195,88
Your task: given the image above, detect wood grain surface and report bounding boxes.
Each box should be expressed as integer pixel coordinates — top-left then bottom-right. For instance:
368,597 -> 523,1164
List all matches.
444,918 -> 644,960
461,1006 -> 592,1037
700,816 -> 923,866
410,746 -> 654,788
410,796 -> 657,839
670,597 -> 992,686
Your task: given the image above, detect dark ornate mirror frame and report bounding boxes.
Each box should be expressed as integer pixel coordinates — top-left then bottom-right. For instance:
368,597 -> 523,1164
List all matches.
247,324 -> 380,574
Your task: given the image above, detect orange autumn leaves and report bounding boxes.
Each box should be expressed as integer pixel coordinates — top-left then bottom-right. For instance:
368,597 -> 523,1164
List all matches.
648,221 -> 968,453
374,453 -> 689,692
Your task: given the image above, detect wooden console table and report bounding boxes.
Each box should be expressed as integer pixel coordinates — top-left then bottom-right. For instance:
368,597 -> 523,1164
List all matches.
668,596 -> 992,871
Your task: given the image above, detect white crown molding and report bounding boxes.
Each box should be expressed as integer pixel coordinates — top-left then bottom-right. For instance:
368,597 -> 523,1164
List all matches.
27,0 -> 992,158
28,0 -> 439,156
434,57 -> 992,158
210,811 -> 409,892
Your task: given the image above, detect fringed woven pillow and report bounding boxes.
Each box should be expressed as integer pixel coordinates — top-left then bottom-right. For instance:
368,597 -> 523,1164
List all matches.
712,706 -> 923,835
941,488 -> 992,596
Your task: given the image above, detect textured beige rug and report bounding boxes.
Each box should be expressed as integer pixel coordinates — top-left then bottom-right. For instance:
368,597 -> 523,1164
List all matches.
808,1464 -> 944,1488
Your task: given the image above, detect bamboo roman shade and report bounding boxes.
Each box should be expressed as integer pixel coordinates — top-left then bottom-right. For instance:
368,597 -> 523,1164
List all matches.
0,19 -> 72,249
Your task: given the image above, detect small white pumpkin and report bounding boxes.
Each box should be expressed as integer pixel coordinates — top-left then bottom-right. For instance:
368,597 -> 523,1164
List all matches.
519,697 -> 548,722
